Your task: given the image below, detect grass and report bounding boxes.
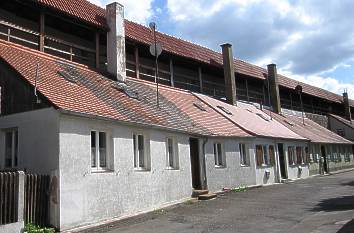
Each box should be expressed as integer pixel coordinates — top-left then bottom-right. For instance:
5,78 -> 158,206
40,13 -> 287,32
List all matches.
231,185 -> 248,193
24,223 -> 55,233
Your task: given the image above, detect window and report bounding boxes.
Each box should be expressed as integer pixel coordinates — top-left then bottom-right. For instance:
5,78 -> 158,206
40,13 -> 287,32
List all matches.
239,143 -> 249,166
166,137 -> 178,169
263,145 -> 270,165
288,146 -> 296,165
214,143 -> 224,167
256,145 -> 264,166
296,147 -> 303,165
4,129 -> 18,168
305,147 -> 311,163
268,145 -> 275,166
91,131 -> 109,170
133,133 -> 147,169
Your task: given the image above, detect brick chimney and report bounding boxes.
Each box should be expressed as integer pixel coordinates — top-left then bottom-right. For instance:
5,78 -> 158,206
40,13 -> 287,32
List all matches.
106,2 -> 126,82
267,64 -> 281,114
343,91 -> 352,121
221,43 -> 236,106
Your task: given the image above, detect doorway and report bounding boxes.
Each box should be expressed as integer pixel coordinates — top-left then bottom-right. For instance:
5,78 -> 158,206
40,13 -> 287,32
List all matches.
189,138 -> 202,190
278,143 -> 287,179
321,145 -> 328,173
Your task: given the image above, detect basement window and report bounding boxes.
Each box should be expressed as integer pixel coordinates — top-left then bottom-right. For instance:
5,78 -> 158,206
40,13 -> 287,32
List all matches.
4,129 -> 18,168
193,103 -> 207,112
217,105 -> 232,115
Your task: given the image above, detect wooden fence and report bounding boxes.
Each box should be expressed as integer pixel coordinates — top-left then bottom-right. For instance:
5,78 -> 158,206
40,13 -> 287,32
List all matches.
0,172 -> 19,225
0,171 -> 50,227
25,174 -> 50,227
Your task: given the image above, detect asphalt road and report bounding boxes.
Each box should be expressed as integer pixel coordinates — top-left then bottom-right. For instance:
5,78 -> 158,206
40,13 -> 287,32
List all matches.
83,171 -> 354,233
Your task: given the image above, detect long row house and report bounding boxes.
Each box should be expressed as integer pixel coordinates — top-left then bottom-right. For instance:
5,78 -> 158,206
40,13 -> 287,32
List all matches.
0,0 -> 353,231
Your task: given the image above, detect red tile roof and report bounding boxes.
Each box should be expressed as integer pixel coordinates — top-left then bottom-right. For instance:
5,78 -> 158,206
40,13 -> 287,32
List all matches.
195,94 -> 307,141
23,0 -> 354,107
264,110 -> 353,144
0,39 -> 251,138
328,114 -> 354,130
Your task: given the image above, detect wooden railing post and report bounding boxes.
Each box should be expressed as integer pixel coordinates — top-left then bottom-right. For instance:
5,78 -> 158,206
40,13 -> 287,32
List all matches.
17,171 -> 24,223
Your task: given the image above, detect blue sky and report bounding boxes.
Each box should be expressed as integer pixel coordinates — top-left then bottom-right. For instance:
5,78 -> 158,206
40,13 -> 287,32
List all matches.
89,0 -> 354,98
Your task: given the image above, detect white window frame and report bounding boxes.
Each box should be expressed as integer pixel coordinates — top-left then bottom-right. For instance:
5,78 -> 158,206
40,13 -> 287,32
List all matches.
262,145 -> 270,166
4,129 -> 18,169
288,146 -> 296,166
214,142 -> 225,167
239,143 -> 249,166
166,137 -> 179,169
91,130 -> 111,172
133,132 -> 150,170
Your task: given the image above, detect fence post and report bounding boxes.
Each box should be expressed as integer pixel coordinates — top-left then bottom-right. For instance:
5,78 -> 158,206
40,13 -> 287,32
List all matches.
17,171 -> 25,223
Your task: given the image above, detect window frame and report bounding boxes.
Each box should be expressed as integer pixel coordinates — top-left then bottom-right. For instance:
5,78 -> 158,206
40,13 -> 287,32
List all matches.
91,130 -> 111,172
239,143 -> 249,166
4,128 -> 19,169
288,146 -> 296,166
166,137 -> 179,169
133,132 -> 150,171
214,142 -> 225,168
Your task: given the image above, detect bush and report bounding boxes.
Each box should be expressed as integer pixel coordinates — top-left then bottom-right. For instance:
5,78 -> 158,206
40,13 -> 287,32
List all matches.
24,223 -> 55,233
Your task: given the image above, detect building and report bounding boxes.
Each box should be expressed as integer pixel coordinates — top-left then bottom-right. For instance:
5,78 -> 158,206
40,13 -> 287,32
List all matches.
1,0 -> 354,232
265,110 -> 354,176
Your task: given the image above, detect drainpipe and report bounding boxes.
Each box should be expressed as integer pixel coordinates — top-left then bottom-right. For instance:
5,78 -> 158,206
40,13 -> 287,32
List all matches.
201,137 -> 209,190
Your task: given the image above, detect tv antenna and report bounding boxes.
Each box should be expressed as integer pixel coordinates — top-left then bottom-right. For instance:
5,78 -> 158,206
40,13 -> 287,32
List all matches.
149,22 -> 162,108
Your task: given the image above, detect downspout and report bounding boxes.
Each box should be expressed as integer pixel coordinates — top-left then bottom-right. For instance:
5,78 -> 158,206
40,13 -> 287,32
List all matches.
201,137 -> 209,190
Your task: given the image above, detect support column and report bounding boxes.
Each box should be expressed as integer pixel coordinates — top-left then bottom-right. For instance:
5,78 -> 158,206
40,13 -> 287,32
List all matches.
95,32 -> 100,69
170,58 -> 174,87
134,46 -> 140,79
39,12 -> 45,52
198,66 -> 203,93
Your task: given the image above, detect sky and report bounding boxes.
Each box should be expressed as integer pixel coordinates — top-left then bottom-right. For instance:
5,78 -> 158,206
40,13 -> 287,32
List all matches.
89,0 -> 354,98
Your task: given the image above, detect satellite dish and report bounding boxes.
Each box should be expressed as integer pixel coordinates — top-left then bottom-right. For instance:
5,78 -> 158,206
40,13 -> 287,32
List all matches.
149,42 -> 162,57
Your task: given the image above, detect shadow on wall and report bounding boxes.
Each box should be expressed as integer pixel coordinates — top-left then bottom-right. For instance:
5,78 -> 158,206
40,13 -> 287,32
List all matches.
312,195 -> 354,212
337,219 -> 354,233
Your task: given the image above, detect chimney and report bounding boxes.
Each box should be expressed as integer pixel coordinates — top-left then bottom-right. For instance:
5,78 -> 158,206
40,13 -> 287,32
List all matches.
106,2 -> 126,82
221,43 -> 237,106
267,64 -> 281,114
343,91 -> 352,121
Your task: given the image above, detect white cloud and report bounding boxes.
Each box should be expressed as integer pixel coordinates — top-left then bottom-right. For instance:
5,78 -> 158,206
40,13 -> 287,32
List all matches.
88,0 -> 153,23
165,0 -> 354,97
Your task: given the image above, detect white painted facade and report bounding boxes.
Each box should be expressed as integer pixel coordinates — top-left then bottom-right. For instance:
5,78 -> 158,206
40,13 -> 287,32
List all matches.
58,114 -> 193,230
281,141 -> 310,180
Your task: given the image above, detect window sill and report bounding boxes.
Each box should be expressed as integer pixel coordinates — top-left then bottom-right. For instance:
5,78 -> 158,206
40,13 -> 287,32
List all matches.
240,164 -> 250,167
257,164 -> 273,168
215,165 -> 226,169
165,167 -> 179,171
134,167 -> 150,172
91,169 -> 114,174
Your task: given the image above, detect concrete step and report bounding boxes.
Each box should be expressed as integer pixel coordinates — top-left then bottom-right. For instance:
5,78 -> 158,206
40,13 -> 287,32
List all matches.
198,193 -> 217,200
192,189 -> 209,197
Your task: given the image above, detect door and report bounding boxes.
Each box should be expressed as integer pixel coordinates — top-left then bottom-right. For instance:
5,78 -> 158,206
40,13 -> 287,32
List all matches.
277,143 -> 287,179
189,138 -> 202,190
321,145 -> 328,173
